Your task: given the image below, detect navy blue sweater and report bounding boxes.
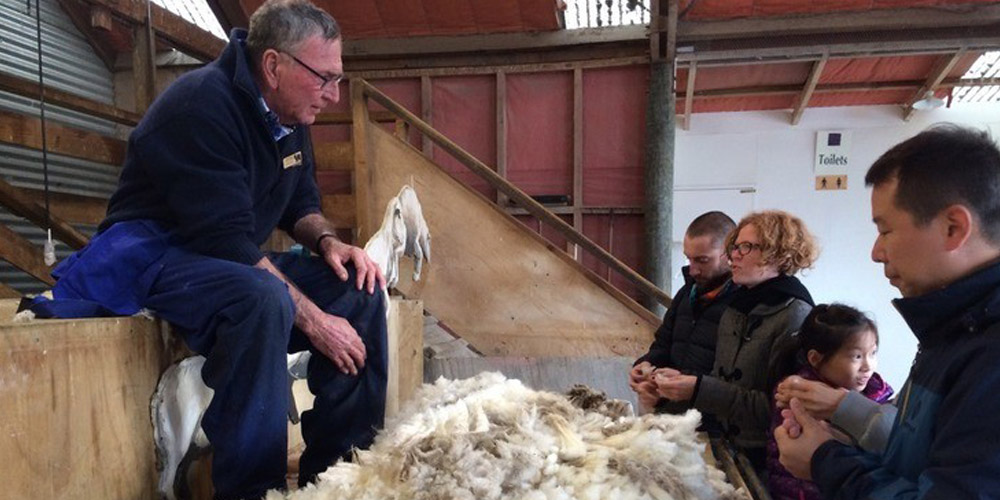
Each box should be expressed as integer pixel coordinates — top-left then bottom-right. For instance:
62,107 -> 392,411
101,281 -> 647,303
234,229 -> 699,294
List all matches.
812,260 -> 1000,499
101,29 -> 320,265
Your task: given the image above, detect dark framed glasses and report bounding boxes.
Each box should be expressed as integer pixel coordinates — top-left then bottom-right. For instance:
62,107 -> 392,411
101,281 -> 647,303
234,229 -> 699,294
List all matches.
728,241 -> 763,256
283,52 -> 343,89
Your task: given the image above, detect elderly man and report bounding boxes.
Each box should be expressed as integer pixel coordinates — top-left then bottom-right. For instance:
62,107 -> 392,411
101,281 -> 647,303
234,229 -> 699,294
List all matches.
629,211 -> 737,422
775,125 -> 1000,498
34,0 -> 384,497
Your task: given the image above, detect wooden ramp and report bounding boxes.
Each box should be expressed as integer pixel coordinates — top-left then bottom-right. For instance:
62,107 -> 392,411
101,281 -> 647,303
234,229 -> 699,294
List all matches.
358,120 -> 658,358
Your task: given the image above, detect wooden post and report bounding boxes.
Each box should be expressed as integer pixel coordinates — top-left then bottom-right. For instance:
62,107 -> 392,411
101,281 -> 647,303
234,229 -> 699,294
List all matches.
132,0 -> 157,114
385,298 -> 424,419
496,71 -> 507,206
351,80 -> 373,242
421,75 -> 433,158
572,68 -> 583,259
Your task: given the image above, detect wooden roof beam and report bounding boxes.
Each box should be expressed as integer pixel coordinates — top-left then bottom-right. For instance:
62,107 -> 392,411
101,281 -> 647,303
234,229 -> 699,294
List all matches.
681,26 -> 996,64
205,0 -> 248,34
0,108 -> 126,165
682,76 -> 999,99
81,0 -> 225,62
678,4 -> 1000,41
902,49 -> 966,121
0,72 -> 141,126
682,61 -> 696,130
0,222 -> 55,286
55,0 -> 116,70
342,4 -> 1000,60
0,178 -> 90,250
790,53 -> 828,126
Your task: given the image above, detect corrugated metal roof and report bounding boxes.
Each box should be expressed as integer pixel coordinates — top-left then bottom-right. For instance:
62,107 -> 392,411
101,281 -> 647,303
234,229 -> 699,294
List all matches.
954,51 -> 1000,104
152,0 -> 227,40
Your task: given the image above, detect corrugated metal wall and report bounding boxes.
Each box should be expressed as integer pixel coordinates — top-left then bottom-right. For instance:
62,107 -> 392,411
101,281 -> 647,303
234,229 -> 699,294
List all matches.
0,0 -> 119,294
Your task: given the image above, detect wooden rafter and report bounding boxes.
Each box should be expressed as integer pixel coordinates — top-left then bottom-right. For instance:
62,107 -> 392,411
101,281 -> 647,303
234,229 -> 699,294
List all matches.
0,109 -> 126,165
681,76 -> 1000,99
55,0 -> 116,70
0,282 -> 21,299
205,0 -> 248,34
22,189 -> 108,226
678,4 -> 1000,42
0,222 -> 56,286
0,178 -> 90,250
0,72 -> 141,127
683,60 -> 697,130
790,53 -> 828,126
81,0 -> 225,61
902,49 -> 967,121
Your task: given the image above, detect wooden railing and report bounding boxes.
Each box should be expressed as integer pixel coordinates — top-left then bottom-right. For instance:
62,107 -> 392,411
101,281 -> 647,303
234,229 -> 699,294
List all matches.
352,78 -> 672,308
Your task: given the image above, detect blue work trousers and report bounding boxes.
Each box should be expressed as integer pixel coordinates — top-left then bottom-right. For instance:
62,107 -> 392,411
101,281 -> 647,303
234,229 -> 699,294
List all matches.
144,248 -> 387,499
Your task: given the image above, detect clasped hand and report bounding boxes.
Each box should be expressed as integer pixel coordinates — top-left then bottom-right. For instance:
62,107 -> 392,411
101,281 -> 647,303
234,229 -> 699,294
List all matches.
628,362 -> 697,404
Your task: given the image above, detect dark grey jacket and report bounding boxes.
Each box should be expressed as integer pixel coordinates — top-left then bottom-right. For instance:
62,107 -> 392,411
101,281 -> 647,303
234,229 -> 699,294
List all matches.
692,275 -> 813,450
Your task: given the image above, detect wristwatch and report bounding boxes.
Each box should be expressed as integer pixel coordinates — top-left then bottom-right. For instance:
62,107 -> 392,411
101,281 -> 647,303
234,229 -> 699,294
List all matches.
315,232 -> 337,251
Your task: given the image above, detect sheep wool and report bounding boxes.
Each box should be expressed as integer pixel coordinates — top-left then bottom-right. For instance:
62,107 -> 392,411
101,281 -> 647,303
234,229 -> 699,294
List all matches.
269,372 -> 747,500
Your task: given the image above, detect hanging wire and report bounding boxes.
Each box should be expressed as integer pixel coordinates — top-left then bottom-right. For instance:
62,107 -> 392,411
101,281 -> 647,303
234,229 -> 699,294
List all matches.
30,0 -> 55,265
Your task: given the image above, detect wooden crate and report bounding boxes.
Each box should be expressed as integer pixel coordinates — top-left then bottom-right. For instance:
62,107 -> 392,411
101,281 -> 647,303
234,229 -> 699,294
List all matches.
0,313 -> 169,499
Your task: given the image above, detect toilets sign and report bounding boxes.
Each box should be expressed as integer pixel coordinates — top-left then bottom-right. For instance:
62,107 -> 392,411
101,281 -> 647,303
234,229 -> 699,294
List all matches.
815,130 -> 851,175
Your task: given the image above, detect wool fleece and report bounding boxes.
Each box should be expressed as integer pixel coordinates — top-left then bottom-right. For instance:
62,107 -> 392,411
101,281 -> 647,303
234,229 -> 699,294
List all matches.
269,372 -> 746,500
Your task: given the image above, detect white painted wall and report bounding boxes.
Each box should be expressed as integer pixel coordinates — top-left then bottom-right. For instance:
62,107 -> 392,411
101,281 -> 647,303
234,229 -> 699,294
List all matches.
672,102 -> 1000,389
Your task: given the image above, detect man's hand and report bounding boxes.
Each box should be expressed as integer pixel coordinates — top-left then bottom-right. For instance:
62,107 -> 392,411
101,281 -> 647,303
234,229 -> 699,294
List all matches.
775,375 -> 849,420
654,373 -> 696,402
629,361 -> 655,390
319,237 -> 385,294
636,381 -> 660,410
775,397 -> 836,480
306,312 -> 367,375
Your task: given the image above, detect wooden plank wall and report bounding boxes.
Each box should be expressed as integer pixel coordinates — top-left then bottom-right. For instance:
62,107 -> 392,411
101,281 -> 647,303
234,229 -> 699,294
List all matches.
364,122 -> 657,358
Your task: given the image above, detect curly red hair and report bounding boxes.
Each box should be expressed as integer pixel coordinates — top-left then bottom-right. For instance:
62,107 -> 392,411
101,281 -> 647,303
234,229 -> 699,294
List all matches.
725,210 -> 819,275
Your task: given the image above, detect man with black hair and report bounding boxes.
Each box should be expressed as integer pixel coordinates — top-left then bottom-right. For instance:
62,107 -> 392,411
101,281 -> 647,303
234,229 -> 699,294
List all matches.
776,124 -> 1000,498
629,211 -> 737,423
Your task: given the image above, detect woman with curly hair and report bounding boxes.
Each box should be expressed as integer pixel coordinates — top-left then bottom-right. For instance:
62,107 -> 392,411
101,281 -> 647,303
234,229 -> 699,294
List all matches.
654,210 -> 818,472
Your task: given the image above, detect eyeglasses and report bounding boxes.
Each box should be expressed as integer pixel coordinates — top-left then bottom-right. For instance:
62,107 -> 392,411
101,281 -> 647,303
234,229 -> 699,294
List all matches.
728,241 -> 763,257
283,52 -> 343,89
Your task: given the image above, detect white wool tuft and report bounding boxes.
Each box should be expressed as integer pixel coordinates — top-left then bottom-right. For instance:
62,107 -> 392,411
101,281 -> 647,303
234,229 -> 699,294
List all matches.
11,309 -> 35,323
271,372 -> 747,500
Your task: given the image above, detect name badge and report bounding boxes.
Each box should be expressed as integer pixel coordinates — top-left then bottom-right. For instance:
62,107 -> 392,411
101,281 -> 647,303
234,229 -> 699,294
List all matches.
282,151 -> 303,169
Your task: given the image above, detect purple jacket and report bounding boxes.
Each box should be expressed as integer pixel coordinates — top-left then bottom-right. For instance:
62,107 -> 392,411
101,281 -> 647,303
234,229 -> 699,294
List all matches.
766,365 -> 894,500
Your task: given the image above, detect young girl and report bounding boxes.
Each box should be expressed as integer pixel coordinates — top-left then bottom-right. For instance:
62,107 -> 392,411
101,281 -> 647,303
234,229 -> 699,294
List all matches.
766,304 -> 893,500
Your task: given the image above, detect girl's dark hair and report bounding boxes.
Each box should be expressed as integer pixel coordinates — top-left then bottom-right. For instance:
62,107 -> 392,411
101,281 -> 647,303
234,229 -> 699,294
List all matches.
770,303 -> 878,389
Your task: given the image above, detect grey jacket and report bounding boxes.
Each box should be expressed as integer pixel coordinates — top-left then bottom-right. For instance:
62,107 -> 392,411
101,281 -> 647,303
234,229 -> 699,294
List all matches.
693,295 -> 813,450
